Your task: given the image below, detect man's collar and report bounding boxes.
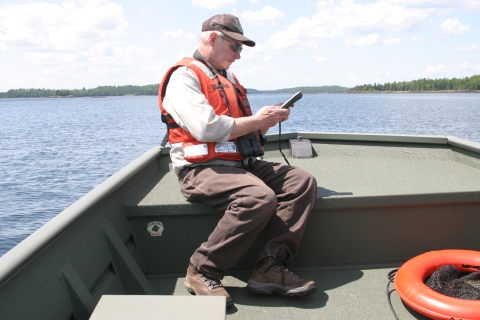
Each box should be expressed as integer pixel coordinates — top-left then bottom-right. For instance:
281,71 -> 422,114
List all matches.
193,50 -> 228,79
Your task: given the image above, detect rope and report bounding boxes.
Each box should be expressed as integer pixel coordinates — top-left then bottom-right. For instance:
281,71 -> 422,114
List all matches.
462,264 -> 480,271
387,269 -> 400,320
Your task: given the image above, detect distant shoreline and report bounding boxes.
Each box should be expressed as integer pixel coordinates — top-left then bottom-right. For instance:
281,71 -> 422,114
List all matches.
0,94 -> 154,99
347,90 -> 480,94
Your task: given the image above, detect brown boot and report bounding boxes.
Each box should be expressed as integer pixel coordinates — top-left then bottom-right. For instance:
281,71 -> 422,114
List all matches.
246,254 -> 316,296
185,264 -> 233,307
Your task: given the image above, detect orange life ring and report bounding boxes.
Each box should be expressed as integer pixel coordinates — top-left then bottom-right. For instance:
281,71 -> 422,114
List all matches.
394,250 -> 480,320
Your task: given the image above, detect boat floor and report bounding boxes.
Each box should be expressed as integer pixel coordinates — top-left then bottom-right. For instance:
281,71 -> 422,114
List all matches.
147,266 -> 428,320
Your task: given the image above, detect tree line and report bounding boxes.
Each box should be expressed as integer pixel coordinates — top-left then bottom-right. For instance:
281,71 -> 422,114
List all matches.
0,84 -> 159,98
350,75 -> 480,92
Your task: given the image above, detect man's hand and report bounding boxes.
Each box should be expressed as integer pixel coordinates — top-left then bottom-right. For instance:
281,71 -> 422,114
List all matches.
230,105 -> 290,138
255,105 -> 290,127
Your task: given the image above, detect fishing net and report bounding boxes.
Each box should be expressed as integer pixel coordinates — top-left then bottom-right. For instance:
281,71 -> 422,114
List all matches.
425,265 -> 480,300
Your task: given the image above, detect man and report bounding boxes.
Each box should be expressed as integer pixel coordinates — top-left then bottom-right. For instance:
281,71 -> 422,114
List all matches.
158,14 -> 317,307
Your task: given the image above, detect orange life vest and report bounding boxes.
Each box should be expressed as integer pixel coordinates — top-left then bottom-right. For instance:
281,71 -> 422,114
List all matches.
158,57 -> 254,163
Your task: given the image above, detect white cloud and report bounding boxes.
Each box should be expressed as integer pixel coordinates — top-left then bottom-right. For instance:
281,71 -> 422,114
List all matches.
25,52 -> 78,66
313,54 -> 331,63
0,0 -> 128,52
0,1 -> 161,88
236,43 -> 269,62
452,62 -> 474,71
84,41 -> 153,66
268,17 -> 327,50
384,0 -> 456,8
464,0 -> 480,9
458,44 -> 479,51
29,42 -> 156,87
411,35 -> 426,42
455,0 -> 480,9
385,0 -> 480,10
383,36 -> 401,46
441,18 -> 470,35
345,34 -> 380,46
158,29 -> 196,41
426,64 -> 446,73
241,6 -> 284,26
25,41 -> 153,68
268,0 -> 433,50
437,8 -> 455,16
191,0 -> 236,10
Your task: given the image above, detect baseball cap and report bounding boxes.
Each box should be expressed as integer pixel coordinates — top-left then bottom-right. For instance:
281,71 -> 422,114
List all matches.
202,14 -> 255,47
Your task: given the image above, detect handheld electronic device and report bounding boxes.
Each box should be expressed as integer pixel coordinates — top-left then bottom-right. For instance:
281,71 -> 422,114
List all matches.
280,91 -> 303,109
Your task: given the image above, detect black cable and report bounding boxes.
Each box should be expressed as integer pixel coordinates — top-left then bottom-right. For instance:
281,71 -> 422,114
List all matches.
387,269 -> 400,320
278,121 -> 290,166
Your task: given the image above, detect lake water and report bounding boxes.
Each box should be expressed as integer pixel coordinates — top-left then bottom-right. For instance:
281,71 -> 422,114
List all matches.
1,93 -> 479,256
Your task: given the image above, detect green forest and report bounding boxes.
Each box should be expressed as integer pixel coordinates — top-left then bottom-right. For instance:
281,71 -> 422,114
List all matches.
350,75 -> 480,92
0,84 -> 159,98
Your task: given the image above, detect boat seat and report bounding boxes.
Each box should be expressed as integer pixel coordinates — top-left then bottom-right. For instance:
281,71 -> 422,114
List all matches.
90,295 -> 225,320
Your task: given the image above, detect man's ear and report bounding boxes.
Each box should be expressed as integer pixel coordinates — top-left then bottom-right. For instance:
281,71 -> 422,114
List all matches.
209,32 -> 218,47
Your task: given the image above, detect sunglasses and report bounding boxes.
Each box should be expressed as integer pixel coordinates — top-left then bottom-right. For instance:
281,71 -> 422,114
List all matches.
219,33 -> 243,53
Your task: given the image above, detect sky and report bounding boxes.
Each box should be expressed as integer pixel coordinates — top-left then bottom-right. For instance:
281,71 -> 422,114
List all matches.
0,0 -> 479,92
